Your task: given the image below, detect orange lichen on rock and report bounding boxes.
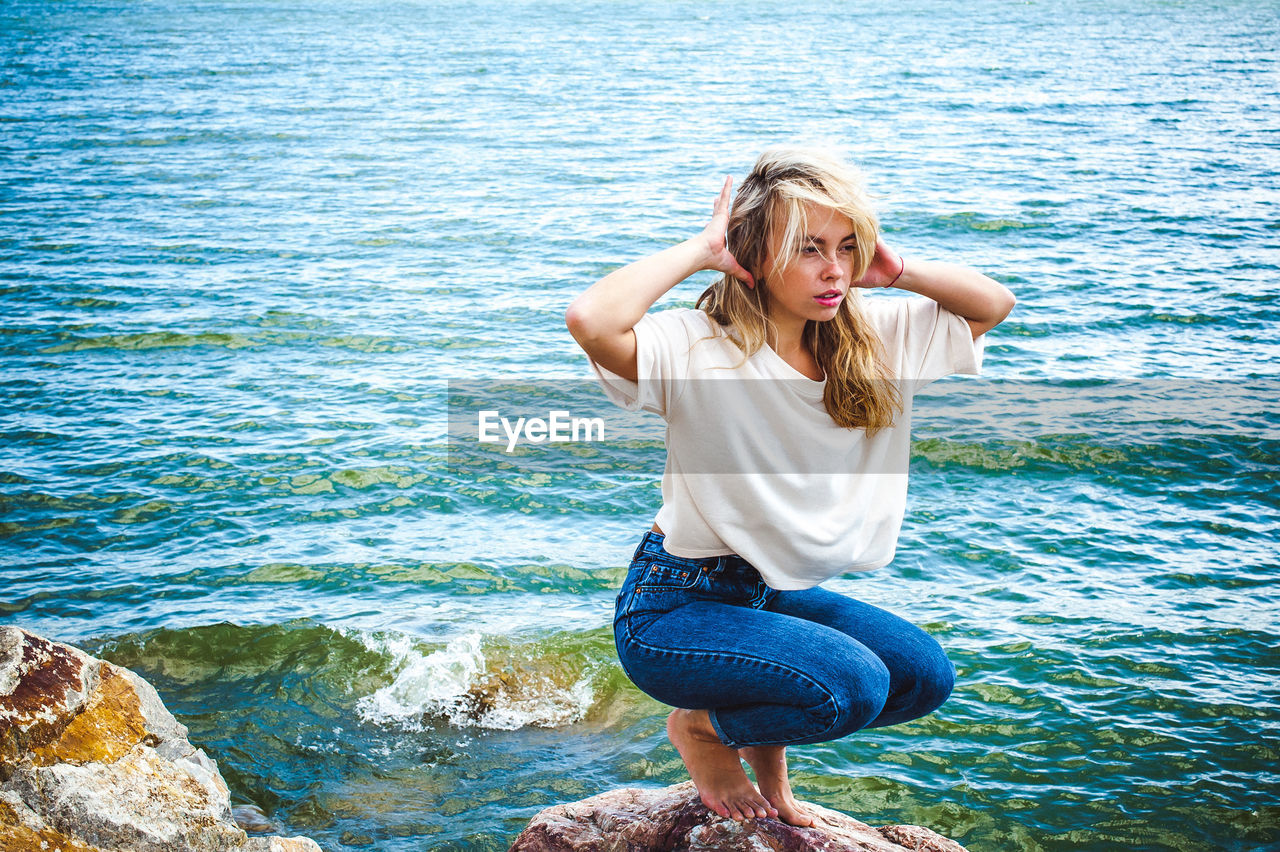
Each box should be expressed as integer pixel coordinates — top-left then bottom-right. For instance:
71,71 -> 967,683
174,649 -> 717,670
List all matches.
30,665 -> 146,767
0,627 -> 322,852
0,632 -> 92,776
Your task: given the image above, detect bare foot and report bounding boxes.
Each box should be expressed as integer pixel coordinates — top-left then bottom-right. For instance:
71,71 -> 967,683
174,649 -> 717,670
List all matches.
666,709 -> 777,821
739,745 -> 815,827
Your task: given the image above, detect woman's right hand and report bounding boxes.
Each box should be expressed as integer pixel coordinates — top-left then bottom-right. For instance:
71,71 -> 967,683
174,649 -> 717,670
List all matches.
699,177 -> 755,288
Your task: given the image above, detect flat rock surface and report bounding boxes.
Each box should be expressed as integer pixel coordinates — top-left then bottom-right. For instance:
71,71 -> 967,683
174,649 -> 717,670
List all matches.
0,627 -> 320,852
509,780 -> 968,852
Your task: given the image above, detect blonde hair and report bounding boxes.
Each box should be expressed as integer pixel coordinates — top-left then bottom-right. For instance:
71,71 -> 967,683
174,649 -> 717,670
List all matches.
696,146 -> 901,431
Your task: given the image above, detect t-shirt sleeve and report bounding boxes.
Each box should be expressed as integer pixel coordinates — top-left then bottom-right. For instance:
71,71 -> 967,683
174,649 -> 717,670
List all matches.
588,308 -> 697,418
864,295 -> 985,386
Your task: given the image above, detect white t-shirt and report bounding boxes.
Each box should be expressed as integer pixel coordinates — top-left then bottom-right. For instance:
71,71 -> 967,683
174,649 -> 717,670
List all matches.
591,295 -> 984,590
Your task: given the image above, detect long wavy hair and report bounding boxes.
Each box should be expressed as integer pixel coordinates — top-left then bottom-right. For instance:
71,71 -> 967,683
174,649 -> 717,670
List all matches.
696,146 -> 901,431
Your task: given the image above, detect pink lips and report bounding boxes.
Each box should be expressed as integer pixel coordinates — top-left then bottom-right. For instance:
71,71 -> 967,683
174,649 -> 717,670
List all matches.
814,290 -> 843,306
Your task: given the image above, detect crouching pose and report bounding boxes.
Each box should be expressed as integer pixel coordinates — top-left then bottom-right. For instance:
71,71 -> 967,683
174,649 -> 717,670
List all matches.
565,147 -> 1014,825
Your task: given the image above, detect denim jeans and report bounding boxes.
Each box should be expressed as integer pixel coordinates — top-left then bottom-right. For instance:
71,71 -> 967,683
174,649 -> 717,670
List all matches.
613,530 -> 955,749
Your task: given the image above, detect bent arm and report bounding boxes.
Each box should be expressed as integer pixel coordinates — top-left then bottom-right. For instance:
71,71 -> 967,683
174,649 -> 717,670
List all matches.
893,259 -> 1016,340
856,239 -> 1015,340
565,238 -> 715,382
565,177 -> 752,381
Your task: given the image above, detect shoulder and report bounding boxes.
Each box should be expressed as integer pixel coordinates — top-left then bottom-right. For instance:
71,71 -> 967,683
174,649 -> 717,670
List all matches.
858,293 -> 951,341
858,293 -> 983,381
857,292 -> 910,322
854,293 -> 903,344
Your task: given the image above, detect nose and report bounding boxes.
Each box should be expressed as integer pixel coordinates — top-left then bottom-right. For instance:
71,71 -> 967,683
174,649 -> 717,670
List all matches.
821,253 -> 843,279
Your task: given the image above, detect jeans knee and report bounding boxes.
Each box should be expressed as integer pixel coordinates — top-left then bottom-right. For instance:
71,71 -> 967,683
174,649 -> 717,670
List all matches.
875,644 -> 955,727
826,657 -> 891,738
916,655 -> 956,717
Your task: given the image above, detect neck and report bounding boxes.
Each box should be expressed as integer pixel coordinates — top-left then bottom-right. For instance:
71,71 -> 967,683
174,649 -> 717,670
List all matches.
766,317 -> 808,359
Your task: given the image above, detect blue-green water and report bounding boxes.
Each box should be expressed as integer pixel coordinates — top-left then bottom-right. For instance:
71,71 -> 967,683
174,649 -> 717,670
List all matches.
2,0 -> 1278,849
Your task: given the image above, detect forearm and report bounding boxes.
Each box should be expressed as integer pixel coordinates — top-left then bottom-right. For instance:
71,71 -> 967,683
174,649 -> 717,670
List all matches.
566,237 -> 713,341
892,258 -> 1016,332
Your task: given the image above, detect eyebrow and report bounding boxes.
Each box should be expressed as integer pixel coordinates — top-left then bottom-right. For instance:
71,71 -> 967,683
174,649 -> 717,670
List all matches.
805,233 -> 859,245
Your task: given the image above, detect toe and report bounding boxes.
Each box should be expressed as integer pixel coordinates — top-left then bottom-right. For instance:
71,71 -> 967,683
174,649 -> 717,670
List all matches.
789,807 -> 815,827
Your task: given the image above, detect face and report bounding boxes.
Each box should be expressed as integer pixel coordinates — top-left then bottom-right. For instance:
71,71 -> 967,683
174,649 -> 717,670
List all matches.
762,201 -> 858,332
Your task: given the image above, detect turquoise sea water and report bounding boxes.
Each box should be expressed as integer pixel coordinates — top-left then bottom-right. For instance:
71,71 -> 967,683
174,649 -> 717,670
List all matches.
2,0 -> 1278,849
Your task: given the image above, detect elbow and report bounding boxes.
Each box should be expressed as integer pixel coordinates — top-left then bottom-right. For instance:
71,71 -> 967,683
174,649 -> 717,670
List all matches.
996,285 -> 1016,322
564,299 -> 598,347
983,281 -> 1016,326
968,284 -> 1016,340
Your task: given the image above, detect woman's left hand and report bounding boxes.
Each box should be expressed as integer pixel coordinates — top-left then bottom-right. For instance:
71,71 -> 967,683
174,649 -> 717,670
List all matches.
853,237 -> 904,288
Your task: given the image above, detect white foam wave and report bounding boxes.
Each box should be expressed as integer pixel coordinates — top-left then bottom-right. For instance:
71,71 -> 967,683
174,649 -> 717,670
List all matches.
352,630 -> 595,731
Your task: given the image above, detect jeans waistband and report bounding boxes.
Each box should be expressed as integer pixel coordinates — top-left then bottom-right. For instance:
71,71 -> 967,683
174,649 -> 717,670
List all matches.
636,530 -> 751,574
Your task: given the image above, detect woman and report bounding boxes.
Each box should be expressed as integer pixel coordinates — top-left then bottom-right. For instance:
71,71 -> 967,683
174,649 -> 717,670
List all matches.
565,147 -> 1015,826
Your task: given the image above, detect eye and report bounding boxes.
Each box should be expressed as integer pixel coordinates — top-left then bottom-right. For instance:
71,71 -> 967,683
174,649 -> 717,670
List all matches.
801,245 -> 820,255
838,243 -> 856,255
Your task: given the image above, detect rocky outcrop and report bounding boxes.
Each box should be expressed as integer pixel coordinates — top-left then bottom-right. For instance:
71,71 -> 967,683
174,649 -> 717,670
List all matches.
0,626 -> 320,852
508,781 -> 968,852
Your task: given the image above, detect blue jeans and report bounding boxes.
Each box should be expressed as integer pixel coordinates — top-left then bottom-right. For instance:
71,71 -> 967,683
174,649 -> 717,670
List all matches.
613,531 -> 955,749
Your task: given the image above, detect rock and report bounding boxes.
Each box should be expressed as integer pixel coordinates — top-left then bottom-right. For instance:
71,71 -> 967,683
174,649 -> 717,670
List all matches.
508,780 -> 968,852
0,627 -> 322,852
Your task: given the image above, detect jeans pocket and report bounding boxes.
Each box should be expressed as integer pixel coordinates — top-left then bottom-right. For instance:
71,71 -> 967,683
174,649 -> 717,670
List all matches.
634,557 -> 704,593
